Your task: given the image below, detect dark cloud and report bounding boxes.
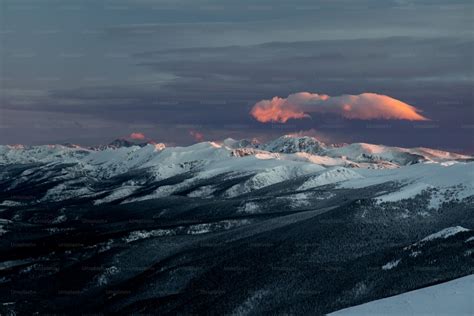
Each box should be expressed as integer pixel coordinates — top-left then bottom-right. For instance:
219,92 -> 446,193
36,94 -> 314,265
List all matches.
0,0 -> 472,151
6,37 -> 469,121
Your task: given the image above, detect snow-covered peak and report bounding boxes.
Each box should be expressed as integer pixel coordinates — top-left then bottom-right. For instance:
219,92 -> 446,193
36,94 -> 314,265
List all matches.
223,138 -> 260,149
98,138 -> 152,149
261,135 -> 326,154
325,143 -> 425,165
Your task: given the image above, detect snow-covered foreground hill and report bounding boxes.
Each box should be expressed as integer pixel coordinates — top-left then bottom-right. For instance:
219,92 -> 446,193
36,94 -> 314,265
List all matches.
0,135 -> 473,314
330,274 -> 474,316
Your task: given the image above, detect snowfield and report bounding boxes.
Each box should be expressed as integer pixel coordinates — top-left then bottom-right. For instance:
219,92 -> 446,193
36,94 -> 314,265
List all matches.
329,274 -> 474,316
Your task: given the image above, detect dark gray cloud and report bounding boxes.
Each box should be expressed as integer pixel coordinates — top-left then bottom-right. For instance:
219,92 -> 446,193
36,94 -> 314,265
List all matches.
0,0 -> 472,151
7,37 -> 469,120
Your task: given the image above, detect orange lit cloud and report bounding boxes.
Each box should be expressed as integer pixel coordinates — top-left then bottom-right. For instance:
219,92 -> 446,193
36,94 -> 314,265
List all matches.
129,132 -> 146,140
189,130 -> 204,142
250,92 -> 429,123
250,96 -> 311,123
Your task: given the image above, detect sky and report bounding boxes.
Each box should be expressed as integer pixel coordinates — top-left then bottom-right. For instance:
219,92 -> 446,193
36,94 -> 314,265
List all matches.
0,0 -> 473,153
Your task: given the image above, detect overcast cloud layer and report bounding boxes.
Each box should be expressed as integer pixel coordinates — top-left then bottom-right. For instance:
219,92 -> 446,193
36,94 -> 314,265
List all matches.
0,0 -> 473,152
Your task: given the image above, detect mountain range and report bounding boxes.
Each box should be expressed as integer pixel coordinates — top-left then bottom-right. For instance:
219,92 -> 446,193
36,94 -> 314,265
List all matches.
0,135 -> 473,314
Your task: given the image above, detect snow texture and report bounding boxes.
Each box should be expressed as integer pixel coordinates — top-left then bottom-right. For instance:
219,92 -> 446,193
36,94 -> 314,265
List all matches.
329,274 -> 474,316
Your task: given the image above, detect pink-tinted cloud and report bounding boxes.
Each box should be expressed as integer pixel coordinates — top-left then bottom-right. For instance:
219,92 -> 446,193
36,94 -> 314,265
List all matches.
250,92 -> 429,123
189,130 -> 204,142
250,96 -> 311,123
129,132 -> 146,140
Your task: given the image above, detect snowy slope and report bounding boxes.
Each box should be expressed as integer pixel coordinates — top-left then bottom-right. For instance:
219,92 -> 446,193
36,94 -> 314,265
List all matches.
224,162 -> 325,197
260,135 -> 326,154
324,142 -> 471,165
299,167 -> 363,190
340,162 -> 474,208
0,144 -> 91,164
412,147 -> 471,162
420,226 -> 471,242
329,274 -> 474,316
325,143 -> 424,165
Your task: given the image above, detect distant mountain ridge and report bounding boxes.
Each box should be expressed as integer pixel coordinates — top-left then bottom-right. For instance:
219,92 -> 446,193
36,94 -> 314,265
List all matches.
1,134 -> 471,167
225,135 -> 471,164
0,134 -> 472,207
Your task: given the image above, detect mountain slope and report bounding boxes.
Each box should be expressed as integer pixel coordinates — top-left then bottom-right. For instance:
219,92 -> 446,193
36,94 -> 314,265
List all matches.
0,136 -> 472,315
